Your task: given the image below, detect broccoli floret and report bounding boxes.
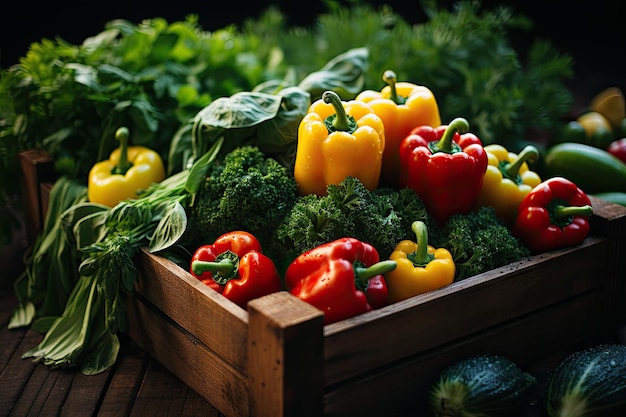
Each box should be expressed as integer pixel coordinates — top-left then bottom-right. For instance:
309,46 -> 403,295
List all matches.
277,176 -> 438,261
189,146 -> 299,261
433,206 -> 531,281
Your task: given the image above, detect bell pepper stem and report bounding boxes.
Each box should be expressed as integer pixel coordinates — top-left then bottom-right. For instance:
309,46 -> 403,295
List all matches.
191,259 -> 235,277
111,127 -> 133,175
323,90 -> 357,133
552,204 -> 594,221
354,260 -> 397,285
383,70 -> 405,105
430,117 -> 470,154
411,220 -> 432,266
191,250 -> 240,283
502,145 -> 539,180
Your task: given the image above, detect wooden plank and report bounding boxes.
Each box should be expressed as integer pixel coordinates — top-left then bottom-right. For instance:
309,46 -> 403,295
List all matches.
60,369 -> 112,416
323,290 -> 610,417
97,339 -> 150,417
125,294 -> 249,417
588,196 -> 626,327
247,291 -> 325,417
18,150 -> 55,245
135,249 -> 248,372
0,327 -> 42,416
322,237 -> 607,385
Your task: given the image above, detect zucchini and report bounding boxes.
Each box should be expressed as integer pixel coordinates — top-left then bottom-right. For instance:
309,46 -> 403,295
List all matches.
590,191 -> 626,207
543,142 -> 626,194
546,344 -> 626,417
430,354 -> 537,416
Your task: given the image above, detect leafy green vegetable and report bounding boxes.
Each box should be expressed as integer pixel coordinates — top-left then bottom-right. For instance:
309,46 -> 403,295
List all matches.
432,206 -> 531,281
12,140 -> 223,374
9,176 -> 90,331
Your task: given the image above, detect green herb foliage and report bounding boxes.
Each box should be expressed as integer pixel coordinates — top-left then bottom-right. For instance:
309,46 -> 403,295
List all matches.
249,1 -> 574,146
11,141 -> 222,374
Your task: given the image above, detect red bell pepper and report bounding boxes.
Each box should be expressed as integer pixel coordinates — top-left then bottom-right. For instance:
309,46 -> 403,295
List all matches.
607,138 -> 626,164
399,117 -> 488,225
284,237 -> 396,325
512,177 -> 594,254
190,231 -> 283,309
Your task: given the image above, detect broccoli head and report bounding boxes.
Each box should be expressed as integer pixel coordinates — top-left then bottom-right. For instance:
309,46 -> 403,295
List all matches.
433,206 -> 531,281
277,176 -> 437,262
189,146 -> 299,260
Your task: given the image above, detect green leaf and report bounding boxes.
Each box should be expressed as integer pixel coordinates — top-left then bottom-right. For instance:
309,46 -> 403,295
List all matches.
22,275 -> 101,369
148,201 -> 188,253
184,136 -> 223,195
195,91 -> 282,129
80,330 -> 120,375
7,302 -> 36,329
298,47 -> 369,101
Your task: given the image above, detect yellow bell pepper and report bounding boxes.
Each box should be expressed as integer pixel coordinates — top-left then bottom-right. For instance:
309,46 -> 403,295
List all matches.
356,70 -> 441,186
475,144 -> 542,225
294,90 -> 385,196
385,221 -> 455,303
88,127 -> 166,207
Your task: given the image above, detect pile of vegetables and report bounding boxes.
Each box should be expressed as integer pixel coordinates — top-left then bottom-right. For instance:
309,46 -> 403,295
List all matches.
3,0 -> 601,376
0,0 -> 575,245
544,87 -> 626,206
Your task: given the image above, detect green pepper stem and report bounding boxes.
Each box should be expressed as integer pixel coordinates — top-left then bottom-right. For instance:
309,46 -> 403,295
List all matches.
323,90 -> 355,133
431,117 -> 470,154
411,221 -> 430,265
111,127 -> 133,175
382,70 -> 404,105
191,259 -> 235,277
354,260 -> 397,284
552,204 -> 594,221
502,145 -> 539,180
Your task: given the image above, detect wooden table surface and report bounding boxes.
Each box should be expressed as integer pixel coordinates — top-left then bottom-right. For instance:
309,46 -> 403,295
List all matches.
0,286 -> 226,417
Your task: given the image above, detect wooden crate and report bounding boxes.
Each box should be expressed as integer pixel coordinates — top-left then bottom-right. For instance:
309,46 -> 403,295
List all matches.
19,150 -> 626,417
125,200 -> 625,417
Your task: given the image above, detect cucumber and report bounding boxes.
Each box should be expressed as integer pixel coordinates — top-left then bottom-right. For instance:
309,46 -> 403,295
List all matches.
430,354 -> 537,416
546,344 -> 626,417
590,191 -> 626,207
543,142 -> 626,194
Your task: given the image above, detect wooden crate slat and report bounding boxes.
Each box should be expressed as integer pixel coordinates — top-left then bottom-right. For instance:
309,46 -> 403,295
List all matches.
125,293 -> 250,417
135,249 -> 248,372
321,237 -> 607,385
322,289 -> 608,417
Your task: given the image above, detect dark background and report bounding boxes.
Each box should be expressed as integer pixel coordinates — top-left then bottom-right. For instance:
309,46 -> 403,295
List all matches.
1,1 -> 623,93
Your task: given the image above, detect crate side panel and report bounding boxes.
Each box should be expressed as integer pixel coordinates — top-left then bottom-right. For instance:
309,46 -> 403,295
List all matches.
589,196 -> 626,326
135,249 -> 248,372
125,294 -> 250,417
322,239 -> 607,385
18,149 -> 56,245
323,290 -> 608,417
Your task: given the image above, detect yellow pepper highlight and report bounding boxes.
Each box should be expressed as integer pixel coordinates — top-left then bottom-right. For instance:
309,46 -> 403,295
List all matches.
385,221 -> 455,303
294,90 -> 385,196
475,144 -> 542,225
88,127 -> 166,207
356,70 -> 441,186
